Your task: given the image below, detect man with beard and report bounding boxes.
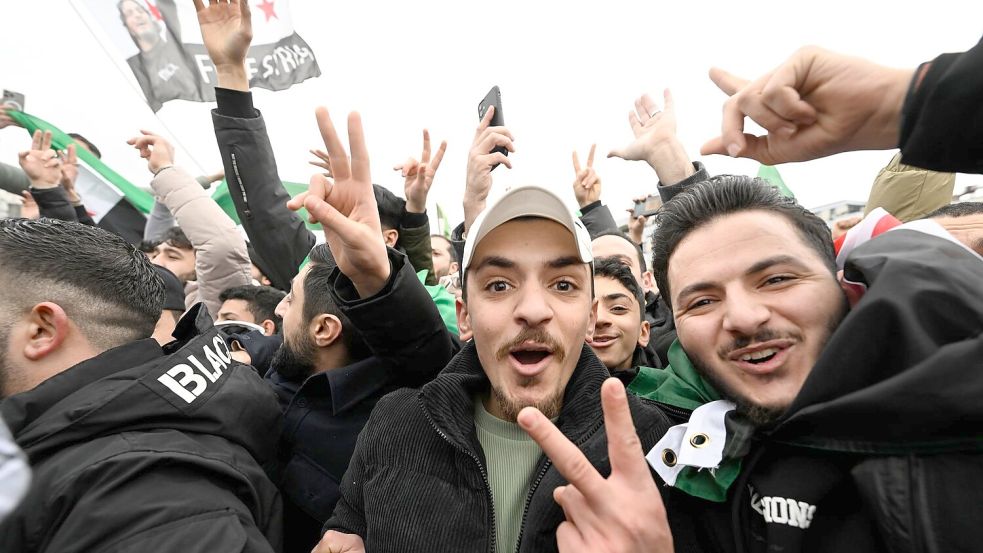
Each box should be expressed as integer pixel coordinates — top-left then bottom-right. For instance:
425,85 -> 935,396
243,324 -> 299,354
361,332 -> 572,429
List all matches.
261,111 -> 458,552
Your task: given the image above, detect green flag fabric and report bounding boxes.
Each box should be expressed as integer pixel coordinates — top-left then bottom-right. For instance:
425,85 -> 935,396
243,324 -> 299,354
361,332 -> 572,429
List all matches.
9,110 -> 154,244
757,164 -> 795,199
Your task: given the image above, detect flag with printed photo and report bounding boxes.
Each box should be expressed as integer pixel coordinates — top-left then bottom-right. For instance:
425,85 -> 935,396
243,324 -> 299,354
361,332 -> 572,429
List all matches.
9,110 -> 154,245
71,0 -> 320,112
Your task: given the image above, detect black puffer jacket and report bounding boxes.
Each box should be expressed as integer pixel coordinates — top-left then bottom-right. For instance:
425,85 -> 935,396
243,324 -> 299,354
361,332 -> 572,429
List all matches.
0,306 -> 283,553
325,342 -> 719,553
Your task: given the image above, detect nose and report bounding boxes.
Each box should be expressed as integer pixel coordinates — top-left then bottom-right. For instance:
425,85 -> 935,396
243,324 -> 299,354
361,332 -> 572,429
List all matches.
513,284 -> 554,328
274,297 -> 287,319
721,287 -> 771,336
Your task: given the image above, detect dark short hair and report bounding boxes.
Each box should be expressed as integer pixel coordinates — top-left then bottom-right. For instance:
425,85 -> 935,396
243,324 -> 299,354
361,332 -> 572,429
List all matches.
652,175 -> 835,311
430,234 -> 458,263
0,218 -> 164,350
374,185 -> 405,231
137,239 -> 160,254
219,285 -> 286,334
304,245 -> 371,361
592,230 -> 646,274
67,133 -> 102,159
160,226 -> 192,251
594,257 -> 646,321
926,201 -> 983,219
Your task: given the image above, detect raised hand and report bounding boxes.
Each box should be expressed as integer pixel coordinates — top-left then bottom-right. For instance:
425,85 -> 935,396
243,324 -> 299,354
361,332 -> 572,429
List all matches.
287,108 -> 391,298
59,144 -> 81,203
395,129 -> 447,214
19,130 -> 62,188
312,530 -> 366,553
518,378 -> 673,553
572,144 -> 601,208
608,90 -> 695,186
0,104 -> 20,130
194,0 -> 252,91
19,191 -> 39,220
700,46 -> 914,165
464,105 -> 514,232
126,130 -> 176,175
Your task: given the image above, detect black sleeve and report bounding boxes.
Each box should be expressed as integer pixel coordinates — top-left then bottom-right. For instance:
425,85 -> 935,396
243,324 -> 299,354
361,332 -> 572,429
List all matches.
899,36 -> 983,174
74,204 -> 96,226
30,187 -> 78,222
579,200 -> 619,238
329,248 -> 459,388
656,161 -> 711,204
211,87 -> 316,292
398,210 -> 438,285
450,222 -> 466,267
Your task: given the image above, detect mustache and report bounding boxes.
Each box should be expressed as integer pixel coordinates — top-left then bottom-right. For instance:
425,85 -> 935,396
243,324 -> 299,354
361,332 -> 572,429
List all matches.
716,328 -> 802,358
496,328 -> 565,363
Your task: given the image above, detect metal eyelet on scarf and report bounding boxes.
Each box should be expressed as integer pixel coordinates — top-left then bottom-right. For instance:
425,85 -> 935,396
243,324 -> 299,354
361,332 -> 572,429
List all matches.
689,433 -> 709,448
661,448 -> 677,467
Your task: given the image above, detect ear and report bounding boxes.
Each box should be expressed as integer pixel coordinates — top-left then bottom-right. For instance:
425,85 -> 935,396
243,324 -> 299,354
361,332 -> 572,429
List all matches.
449,261 -> 460,276
456,297 -> 473,342
261,276 -> 272,286
310,313 -> 344,348
260,319 -> 277,336
22,302 -> 71,361
642,270 -> 657,294
637,320 -> 651,348
585,297 -> 599,341
382,229 -> 399,248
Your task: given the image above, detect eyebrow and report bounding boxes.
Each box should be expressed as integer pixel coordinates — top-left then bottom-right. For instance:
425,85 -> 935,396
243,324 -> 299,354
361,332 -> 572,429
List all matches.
602,292 -> 633,303
470,255 -> 585,273
674,255 -> 809,305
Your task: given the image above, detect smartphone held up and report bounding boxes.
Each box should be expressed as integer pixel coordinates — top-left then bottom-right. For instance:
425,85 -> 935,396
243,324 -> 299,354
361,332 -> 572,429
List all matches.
478,86 -> 507,170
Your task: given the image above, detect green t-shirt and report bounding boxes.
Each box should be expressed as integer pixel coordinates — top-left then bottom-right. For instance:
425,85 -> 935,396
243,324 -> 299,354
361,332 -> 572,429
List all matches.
473,398 -> 543,553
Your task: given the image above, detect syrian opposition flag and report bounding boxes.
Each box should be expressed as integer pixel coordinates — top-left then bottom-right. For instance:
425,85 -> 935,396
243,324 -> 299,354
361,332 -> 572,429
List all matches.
9,111 -> 153,244
757,164 -> 795,199
71,0 -> 320,112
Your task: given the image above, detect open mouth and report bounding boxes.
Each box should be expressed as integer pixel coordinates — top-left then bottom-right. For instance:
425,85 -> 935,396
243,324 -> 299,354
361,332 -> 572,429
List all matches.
729,341 -> 794,375
511,350 -> 550,364
508,343 -> 554,376
740,347 -> 778,365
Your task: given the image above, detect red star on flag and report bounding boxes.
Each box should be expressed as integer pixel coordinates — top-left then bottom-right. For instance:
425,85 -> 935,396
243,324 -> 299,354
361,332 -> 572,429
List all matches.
256,0 -> 278,22
144,0 -> 163,21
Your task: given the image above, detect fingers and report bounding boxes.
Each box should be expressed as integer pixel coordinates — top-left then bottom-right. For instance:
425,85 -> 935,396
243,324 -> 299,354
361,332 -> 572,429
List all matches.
475,131 -> 515,156
719,96 -> 749,157
607,147 -> 626,160
193,0 -> 205,11
40,131 -> 52,152
314,107 -> 351,181
586,144 -> 596,168
237,0 -> 251,19
708,67 -> 750,96
421,129 -> 431,164
31,130 -> 42,151
66,144 -> 77,164
762,61 -> 818,125
628,110 -> 642,137
572,151 -> 581,174
286,190 -> 310,212
518,407 -> 605,498
600,378 -> 649,479
481,152 -> 512,170
638,94 -> 659,119
430,140 -> 447,173
346,112 -> 371,185
474,105 -> 495,142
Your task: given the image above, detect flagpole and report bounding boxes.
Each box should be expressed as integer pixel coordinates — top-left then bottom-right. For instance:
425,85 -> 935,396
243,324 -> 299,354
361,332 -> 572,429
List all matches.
67,0 -> 208,179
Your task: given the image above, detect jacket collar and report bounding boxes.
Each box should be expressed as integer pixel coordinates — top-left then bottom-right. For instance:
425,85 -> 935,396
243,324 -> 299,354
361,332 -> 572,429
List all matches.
268,356 -> 396,416
419,341 -> 609,454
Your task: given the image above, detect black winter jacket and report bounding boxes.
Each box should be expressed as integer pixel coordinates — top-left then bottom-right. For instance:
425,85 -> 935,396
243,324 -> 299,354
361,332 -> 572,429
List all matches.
325,342 -> 719,553
0,306 -> 284,552
722,229 -> 983,553
267,248 -> 459,552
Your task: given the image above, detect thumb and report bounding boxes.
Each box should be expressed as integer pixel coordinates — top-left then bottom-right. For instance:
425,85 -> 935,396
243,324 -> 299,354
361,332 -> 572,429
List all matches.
607,148 -> 626,160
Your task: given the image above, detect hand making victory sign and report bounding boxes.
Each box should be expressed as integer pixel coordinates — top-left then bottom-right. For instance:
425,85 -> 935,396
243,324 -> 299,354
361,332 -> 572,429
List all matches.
287,108 -> 391,299
394,129 -> 447,214
571,144 -> 601,209
518,378 -> 674,553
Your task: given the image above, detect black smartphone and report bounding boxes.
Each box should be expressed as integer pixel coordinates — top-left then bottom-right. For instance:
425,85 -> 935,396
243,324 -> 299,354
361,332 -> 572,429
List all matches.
2,89 -> 25,111
633,194 -> 664,219
478,86 -> 508,165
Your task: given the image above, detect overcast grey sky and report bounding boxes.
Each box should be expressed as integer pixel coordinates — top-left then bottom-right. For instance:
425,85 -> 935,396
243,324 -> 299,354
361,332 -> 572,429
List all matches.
2,0 -> 981,225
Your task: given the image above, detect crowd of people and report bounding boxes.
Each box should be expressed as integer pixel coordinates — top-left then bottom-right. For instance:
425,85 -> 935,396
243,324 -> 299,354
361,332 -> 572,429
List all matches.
1,1 -> 981,552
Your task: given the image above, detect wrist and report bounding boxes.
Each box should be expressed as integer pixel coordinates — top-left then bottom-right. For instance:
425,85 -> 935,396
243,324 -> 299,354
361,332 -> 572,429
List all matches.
216,63 -> 249,92
646,142 -> 695,186
405,199 -> 427,213
153,164 -> 175,176
28,179 -> 59,190
873,67 -> 915,149
351,258 -> 393,299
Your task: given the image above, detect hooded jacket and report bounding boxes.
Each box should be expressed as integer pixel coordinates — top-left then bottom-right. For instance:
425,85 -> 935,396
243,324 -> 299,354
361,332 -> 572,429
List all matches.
714,227 -> 983,553
324,342 -> 721,553
0,305 -> 284,553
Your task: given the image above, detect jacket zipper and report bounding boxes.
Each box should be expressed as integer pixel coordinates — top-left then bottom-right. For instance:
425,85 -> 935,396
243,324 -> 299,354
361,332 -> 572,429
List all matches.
420,397 -> 498,553
513,419 -> 604,552
230,152 -> 251,217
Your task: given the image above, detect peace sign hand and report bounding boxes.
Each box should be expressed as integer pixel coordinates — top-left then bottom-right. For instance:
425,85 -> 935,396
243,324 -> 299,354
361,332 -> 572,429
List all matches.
395,129 -> 447,214
572,144 -> 601,208
518,378 -> 674,553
